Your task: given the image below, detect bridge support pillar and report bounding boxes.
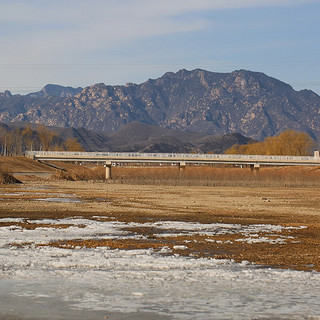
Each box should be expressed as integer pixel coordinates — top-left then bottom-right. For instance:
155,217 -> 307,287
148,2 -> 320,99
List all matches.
105,161 -> 112,180
179,161 -> 186,175
250,163 -> 260,174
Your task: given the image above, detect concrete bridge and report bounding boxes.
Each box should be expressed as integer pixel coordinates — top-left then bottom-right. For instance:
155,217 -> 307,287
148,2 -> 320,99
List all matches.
26,151 -> 320,179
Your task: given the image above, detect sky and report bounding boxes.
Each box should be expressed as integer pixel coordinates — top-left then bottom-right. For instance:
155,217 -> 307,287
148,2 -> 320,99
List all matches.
0,0 -> 320,95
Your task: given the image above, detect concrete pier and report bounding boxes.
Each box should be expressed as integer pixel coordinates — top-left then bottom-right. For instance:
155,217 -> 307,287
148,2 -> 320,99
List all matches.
250,163 -> 260,173
105,161 -> 112,180
179,161 -> 186,175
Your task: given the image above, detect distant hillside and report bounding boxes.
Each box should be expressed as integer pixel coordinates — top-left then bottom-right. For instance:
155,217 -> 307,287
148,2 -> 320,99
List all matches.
0,122 -> 254,154
0,69 -> 319,143
105,122 -> 255,153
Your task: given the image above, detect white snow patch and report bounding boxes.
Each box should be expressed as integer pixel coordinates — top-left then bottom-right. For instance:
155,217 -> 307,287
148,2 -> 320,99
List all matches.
173,245 -> 188,250
0,217 -> 318,318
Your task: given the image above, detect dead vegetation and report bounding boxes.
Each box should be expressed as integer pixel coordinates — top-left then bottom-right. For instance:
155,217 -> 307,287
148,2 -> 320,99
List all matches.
2,155 -> 320,187
51,169 -> 100,181
108,164 -> 320,187
51,163 -> 105,181
48,162 -> 320,187
0,165 -> 21,184
226,129 -> 314,156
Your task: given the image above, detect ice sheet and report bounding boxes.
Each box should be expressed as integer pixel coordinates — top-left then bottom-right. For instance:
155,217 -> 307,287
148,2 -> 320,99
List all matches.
0,217 -> 319,319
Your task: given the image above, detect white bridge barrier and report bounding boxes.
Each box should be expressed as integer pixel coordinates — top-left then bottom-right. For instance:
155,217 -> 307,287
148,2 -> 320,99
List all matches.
25,151 -> 320,164
25,151 -> 320,179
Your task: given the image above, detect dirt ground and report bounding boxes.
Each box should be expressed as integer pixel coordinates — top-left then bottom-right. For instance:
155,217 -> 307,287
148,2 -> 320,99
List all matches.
1,174 -> 320,272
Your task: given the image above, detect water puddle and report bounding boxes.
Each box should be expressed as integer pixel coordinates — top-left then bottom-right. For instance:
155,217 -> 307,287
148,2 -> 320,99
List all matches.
0,192 -> 28,196
19,184 -> 55,190
36,197 -> 83,203
0,184 -> 82,203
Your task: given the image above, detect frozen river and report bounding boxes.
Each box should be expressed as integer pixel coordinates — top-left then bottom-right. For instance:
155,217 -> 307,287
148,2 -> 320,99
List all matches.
1,217 -> 320,319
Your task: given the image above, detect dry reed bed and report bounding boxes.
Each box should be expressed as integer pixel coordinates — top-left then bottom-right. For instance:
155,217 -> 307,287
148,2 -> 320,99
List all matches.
107,165 -> 320,187
49,164 -> 320,187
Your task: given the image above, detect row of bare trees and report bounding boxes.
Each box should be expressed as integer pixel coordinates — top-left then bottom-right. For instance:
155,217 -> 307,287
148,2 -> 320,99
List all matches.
225,129 -> 314,156
0,125 -> 84,156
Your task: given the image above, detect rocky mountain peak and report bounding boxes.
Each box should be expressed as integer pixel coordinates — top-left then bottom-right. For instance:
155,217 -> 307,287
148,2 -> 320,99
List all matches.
27,84 -> 83,98
82,83 -> 111,99
0,69 -> 319,143
0,90 -> 13,98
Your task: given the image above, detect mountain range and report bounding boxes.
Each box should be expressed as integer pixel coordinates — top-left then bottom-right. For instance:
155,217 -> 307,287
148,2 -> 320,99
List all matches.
0,69 -> 319,145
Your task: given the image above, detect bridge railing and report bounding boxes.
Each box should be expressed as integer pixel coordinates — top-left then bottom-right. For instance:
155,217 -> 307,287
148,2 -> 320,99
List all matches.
25,151 -> 319,162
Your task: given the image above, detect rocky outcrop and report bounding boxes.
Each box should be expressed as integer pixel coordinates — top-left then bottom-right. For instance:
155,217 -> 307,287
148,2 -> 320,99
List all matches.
27,84 -> 83,98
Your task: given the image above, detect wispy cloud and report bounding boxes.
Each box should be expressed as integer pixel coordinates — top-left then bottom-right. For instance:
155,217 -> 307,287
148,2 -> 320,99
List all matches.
0,0 -> 319,93
0,0 -> 318,63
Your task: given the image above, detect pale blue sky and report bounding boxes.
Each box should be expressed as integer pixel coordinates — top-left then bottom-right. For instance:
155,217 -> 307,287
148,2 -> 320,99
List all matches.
0,0 -> 320,94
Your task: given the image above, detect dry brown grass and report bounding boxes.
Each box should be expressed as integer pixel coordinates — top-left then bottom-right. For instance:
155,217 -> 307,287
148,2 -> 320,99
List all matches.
0,156 -> 56,172
4,154 -> 319,187
109,164 -> 320,187
51,164 -> 105,181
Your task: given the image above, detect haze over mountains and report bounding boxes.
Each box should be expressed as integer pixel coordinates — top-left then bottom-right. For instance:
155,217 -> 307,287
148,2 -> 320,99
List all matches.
0,69 -> 319,149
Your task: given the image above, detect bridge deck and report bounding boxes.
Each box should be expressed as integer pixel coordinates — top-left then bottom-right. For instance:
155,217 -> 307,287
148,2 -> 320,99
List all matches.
25,151 -> 320,166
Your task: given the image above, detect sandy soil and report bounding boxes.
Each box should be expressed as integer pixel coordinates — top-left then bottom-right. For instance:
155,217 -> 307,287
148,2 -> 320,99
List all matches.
1,178 -> 320,271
